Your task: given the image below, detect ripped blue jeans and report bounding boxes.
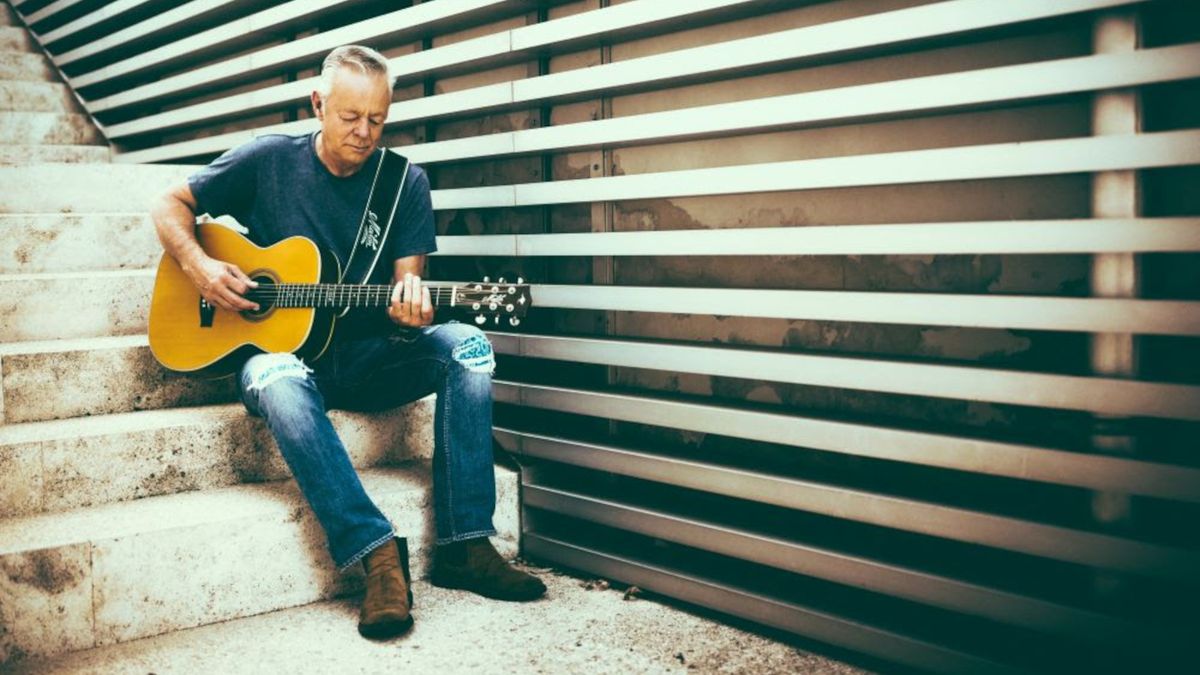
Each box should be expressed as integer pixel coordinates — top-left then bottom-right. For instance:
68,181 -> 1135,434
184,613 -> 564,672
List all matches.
238,321 -> 498,572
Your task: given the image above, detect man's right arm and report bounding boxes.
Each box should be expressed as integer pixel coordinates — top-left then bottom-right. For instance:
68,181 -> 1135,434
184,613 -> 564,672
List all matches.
151,181 -> 258,312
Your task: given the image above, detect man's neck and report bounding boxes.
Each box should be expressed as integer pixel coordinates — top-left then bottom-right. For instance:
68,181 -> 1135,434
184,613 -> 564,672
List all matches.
314,132 -> 365,178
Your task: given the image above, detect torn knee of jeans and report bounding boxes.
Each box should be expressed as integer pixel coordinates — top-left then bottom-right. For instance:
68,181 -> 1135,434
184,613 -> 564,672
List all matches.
245,353 -> 313,392
451,333 -> 495,374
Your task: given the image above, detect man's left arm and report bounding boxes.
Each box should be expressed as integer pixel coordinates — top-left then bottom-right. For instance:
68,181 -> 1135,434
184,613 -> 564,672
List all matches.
387,255 -> 433,328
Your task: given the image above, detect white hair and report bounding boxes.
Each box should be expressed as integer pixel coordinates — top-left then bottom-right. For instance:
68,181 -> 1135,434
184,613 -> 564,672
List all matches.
316,45 -> 393,97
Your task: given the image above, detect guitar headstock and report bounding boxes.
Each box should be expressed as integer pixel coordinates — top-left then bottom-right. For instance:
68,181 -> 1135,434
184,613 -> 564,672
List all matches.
456,277 -> 532,327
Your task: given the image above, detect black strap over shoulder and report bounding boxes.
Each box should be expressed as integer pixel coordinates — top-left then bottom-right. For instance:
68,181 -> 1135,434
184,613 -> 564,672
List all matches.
337,149 -> 410,317
341,148 -> 411,286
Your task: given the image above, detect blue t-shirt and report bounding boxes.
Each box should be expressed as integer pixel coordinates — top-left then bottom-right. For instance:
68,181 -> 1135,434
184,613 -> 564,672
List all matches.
187,132 -> 437,340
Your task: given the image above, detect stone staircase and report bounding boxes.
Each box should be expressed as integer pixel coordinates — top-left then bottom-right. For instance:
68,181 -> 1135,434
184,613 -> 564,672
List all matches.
0,7 -> 518,666
0,8 -> 105,166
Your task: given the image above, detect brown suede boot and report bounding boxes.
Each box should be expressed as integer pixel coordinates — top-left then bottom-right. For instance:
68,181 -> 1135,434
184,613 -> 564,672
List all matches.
358,537 -> 413,639
430,537 -> 546,601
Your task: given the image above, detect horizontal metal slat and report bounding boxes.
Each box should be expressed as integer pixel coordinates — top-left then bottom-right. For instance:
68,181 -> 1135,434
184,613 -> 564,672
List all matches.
489,333 -> 1200,421
525,534 -> 1024,675
23,0 -> 90,28
497,419 -> 1200,581
116,38 -> 1200,161
56,0 -> 267,66
102,0 -> 768,140
84,0 -> 525,111
429,130 -> 1200,208
402,43 -> 1200,165
511,0 -> 1147,104
111,0 -> 1151,162
521,480 -> 1154,642
434,218 -> 1200,256
508,0 -> 763,54
38,0 -> 156,44
80,0 -> 762,93
69,0 -> 356,88
490,382 -> 1200,501
498,284 -> 1200,335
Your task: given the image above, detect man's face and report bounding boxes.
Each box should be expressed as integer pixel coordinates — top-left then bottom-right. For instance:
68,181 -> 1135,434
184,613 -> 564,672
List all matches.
314,67 -> 391,173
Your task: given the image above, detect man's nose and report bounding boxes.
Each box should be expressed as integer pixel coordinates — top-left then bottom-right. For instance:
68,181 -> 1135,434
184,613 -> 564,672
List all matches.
354,119 -> 370,137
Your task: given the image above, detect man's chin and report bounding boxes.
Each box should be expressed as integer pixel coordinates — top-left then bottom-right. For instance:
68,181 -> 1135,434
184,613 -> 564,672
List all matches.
336,147 -> 375,171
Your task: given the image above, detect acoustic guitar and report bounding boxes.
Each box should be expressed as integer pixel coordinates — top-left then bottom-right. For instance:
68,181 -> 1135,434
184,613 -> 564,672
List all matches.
148,222 -> 530,376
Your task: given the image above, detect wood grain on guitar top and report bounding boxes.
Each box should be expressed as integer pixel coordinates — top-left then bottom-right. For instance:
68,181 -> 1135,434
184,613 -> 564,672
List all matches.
148,223 -> 330,376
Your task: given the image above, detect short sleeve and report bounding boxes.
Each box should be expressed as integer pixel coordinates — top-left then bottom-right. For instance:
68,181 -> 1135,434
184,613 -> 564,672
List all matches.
187,140 -> 261,223
387,163 -> 437,260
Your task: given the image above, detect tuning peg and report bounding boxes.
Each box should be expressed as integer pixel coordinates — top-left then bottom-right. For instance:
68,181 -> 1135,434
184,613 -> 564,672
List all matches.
507,286 -> 516,294
506,304 -> 514,312
509,317 -> 520,327
475,315 -> 486,325
493,315 -> 500,325
472,302 -> 481,311
517,277 -> 524,284
498,277 -> 506,284
482,276 -> 490,283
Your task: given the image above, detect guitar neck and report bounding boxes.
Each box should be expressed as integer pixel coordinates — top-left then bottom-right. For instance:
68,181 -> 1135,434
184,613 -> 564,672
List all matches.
244,282 -> 461,309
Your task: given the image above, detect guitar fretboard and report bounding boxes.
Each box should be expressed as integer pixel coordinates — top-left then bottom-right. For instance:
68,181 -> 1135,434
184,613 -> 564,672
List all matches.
244,283 -> 459,309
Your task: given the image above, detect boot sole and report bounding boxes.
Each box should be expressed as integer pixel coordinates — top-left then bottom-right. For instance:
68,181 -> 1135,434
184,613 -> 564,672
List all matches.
358,614 -> 415,640
429,570 -> 546,602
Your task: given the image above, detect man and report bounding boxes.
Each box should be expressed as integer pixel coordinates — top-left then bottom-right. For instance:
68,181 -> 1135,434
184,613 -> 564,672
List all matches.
150,45 -> 545,640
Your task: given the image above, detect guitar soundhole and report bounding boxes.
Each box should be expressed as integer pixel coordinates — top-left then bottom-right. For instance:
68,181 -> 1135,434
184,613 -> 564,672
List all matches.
241,273 -> 278,323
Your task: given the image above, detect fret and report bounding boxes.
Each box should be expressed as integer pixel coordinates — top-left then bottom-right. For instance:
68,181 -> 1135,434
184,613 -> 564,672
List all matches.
251,282 -> 492,310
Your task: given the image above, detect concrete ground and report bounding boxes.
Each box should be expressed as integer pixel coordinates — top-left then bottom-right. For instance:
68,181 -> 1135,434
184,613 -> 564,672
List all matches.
8,560 -> 873,675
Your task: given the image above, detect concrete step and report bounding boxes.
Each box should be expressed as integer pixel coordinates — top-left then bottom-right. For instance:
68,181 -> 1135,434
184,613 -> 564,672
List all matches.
0,26 -> 34,52
0,461 -> 520,663
0,565 -> 842,675
0,143 -> 110,164
0,52 -> 57,82
0,335 -> 236,424
0,269 -> 152,342
0,163 -> 194,213
0,111 -> 103,145
0,213 -> 155,274
0,81 -> 82,113
0,398 -> 434,517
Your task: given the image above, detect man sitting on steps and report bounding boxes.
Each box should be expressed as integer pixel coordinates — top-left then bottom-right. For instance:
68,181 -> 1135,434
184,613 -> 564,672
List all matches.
149,44 -> 545,640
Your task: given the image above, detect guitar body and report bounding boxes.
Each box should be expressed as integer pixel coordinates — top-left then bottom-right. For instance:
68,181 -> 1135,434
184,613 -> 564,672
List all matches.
148,223 -> 339,378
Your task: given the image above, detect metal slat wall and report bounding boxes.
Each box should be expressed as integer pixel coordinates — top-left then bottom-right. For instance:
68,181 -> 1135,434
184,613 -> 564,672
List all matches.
17,0 -> 1200,671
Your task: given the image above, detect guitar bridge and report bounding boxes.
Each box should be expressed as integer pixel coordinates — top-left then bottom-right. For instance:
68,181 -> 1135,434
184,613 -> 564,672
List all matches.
199,297 -> 215,328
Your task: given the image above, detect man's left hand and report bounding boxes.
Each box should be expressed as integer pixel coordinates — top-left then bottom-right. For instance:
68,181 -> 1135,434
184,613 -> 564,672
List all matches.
388,272 -> 434,327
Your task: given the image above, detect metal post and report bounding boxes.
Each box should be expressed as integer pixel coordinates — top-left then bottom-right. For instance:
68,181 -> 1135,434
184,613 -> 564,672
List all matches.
1089,8 -> 1142,601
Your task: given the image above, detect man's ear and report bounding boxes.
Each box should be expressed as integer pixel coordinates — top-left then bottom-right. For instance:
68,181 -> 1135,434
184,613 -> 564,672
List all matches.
311,91 -> 323,119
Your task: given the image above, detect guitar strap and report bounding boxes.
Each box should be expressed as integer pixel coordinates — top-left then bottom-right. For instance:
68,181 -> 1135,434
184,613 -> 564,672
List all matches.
338,148 -> 411,317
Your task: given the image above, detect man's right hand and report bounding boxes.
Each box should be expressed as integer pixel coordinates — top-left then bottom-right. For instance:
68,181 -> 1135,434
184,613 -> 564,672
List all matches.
186,256 -> 259,312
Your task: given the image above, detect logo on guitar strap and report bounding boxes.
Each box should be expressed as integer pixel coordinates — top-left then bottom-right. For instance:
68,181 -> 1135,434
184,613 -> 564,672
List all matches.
360,210 -> 381,251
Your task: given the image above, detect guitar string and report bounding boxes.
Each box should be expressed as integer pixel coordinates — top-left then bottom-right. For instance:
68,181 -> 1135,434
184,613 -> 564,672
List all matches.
242,284 -> 511,294
240,284 -> 522,307
242,289 -> 506,299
